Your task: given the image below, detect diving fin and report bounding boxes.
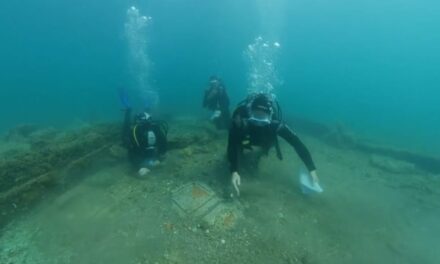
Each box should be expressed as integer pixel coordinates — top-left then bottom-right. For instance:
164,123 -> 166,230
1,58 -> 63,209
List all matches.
118,87 -> 131,109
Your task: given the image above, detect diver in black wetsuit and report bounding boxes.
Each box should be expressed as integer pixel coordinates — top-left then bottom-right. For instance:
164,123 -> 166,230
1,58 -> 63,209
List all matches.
122,108 -> 168,176
202,76 -> 230,129
227,93 -> 320,196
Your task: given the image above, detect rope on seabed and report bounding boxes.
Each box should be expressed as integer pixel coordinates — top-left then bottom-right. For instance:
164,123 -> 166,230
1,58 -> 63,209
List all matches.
0,144 -> 113,203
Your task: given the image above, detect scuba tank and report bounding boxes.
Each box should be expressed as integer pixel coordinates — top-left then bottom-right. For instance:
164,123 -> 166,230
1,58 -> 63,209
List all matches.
144,130 -> 158,168
147,130 -> 156,147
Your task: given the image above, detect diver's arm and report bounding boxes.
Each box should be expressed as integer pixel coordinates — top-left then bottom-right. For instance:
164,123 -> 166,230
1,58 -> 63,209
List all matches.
228,108 -> 248,196
220,90 -> 230,109
228,108 -> 248,173
227,125 -> 240,173
277,124 -> 317,172
204,88 -> 217,108
227,124 -> 243,196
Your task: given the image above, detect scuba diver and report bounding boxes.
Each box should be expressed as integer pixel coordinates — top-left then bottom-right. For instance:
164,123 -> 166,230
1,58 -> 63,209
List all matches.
227,93 -> 320,196
119,88 -> 168,176
202,76 -> 231,129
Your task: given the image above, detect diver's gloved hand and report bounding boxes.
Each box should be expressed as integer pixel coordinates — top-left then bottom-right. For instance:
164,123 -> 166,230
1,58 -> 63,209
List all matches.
310,170 -> 320,184
231,171 -> 241,197
210,110 -> 221,120
138,167 -> 150,177
118,87 -> 131,110
150,160 -> 161,167
144,159 -> 160,168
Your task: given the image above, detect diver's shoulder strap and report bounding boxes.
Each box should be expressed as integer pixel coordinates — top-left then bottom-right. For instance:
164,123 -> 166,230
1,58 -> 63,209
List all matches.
132,125 -> 141,147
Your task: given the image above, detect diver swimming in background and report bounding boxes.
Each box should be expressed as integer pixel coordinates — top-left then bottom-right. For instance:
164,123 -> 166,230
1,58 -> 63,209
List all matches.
227,93 -> 320,196
119,89 -> 168,177
202,76 -> 231,130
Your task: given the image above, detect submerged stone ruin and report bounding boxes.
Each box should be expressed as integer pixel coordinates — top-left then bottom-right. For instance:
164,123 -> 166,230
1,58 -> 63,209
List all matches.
172,182 -> 243,230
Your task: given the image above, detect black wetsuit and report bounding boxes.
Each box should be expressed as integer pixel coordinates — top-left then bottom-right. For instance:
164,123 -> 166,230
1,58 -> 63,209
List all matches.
227,105 -> 316,173
122,109 -> 167,168
203,85 -> 230,129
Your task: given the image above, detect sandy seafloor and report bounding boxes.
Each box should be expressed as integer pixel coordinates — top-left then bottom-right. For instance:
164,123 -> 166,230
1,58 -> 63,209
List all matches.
0,117 -> 439,264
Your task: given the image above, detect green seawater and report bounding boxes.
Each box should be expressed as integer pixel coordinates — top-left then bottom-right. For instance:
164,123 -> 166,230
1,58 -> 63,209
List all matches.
0,1 -> 439,263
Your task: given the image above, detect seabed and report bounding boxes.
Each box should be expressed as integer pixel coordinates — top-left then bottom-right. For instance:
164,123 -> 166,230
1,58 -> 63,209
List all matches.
0,117 -> 439,264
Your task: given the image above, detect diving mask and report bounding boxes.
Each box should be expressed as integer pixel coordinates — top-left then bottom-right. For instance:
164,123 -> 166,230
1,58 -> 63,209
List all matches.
248,109 -> 272,126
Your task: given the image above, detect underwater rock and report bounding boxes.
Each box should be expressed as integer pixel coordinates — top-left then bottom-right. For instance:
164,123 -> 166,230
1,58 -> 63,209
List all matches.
323,123 -> 358,148
182,147 -> 194,158
108,144 -> 128,160
4,124 -> 40,141
28,127 -> 59,149
167,119 -> 215,151
370,155 -> 418,174
29,127 -> 58,140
